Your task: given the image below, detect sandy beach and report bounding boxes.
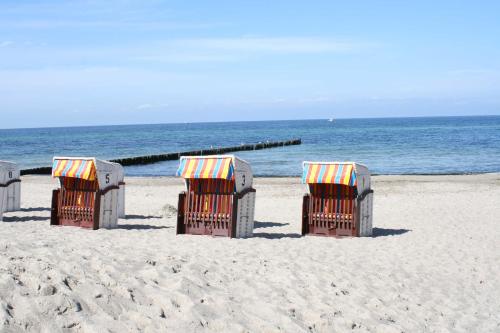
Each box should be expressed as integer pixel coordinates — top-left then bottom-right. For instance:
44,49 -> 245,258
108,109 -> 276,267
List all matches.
1,174 -> 499,332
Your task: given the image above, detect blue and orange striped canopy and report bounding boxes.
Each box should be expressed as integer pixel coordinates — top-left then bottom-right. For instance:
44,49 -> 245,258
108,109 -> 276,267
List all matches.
176,157 -> 234,180
52,159 -> 97,181
302,162 -> 357,186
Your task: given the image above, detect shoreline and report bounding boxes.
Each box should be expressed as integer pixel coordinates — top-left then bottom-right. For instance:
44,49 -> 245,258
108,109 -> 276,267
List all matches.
20,168 -> 500,178
20,172 -> 500,179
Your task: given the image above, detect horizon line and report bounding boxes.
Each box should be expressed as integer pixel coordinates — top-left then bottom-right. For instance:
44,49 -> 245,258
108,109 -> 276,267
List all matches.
1,114 -> 499,131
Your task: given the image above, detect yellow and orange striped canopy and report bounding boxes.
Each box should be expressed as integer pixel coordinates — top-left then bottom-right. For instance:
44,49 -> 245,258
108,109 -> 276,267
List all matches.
52,159 -> 97,181
302,162 -> 357,186
176,157 -> 234,180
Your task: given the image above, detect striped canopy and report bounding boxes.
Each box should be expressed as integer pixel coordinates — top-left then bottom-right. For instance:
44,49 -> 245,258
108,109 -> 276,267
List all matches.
176,157 -> 234,180
302,162 -> 357,186
52,159 -> 97,181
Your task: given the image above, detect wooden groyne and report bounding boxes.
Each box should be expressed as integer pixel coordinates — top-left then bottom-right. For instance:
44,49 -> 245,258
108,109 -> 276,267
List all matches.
20,138 -> 302,175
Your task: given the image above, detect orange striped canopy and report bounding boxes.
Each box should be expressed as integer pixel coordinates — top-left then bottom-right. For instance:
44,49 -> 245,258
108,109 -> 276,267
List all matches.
176,157 -> 234,180
52,159 -> 97,181
302,162 -> 357,186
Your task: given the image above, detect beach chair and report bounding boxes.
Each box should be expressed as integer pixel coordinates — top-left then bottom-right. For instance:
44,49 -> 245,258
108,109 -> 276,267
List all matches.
51,157 -> 125,229
176,155 -> 256,238
0,161 -> 21,216
302,162 -> 373,237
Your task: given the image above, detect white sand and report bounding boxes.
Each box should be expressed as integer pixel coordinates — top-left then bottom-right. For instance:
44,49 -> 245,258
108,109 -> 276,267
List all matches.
1,175 -> 499,332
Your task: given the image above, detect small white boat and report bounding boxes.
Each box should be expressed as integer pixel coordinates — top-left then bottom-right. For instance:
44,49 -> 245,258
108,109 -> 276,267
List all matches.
328,118 -> 334,122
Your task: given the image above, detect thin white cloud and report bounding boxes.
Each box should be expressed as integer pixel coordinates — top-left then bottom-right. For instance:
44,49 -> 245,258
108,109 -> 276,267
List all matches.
0,0 -> 228,31
0,19 -> 225,31
137,103 -> 153,110
172,37 -> 367,54
0,41 -> 13,48
135,103 -> 170,111
0,36 -> 375,70
134,53 -> 239,63
298,96 -> 331,103
131,37 -> 373,63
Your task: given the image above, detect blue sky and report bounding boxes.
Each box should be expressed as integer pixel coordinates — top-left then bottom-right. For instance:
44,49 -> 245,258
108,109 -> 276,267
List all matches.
1,0 -> 499,128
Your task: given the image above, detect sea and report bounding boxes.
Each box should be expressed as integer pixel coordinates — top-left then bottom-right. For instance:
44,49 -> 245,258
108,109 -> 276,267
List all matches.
1,116 -> 499,176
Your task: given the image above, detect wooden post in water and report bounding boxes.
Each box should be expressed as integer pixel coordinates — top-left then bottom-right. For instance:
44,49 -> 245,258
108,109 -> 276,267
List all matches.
20,138 -> 302,175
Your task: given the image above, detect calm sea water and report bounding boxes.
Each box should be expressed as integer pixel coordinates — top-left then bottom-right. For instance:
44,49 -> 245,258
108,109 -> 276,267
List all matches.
1,116 -> 499,176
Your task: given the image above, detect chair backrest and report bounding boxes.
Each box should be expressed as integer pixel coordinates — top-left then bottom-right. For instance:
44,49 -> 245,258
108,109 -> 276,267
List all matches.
61,177 -> 99,191
186,178 -> 235,215
187,178 -> 235,194
59,177 -> 99,210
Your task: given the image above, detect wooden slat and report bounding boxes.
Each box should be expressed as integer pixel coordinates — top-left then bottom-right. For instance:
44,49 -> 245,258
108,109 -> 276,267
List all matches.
306,183 -> 358,235
181,179 -> 236,236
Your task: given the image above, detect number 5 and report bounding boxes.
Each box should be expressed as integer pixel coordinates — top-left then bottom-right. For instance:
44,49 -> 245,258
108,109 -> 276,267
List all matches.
105,174 -> 110,184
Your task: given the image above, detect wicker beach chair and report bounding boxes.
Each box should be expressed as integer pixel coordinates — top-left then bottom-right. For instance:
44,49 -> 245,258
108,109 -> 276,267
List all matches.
51,157 -> 125,229
176,155 -> 256,238
302,162 -> 373,237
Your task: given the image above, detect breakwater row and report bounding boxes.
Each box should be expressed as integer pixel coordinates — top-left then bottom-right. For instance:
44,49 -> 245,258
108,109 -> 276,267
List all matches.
20,138 -> 302,175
